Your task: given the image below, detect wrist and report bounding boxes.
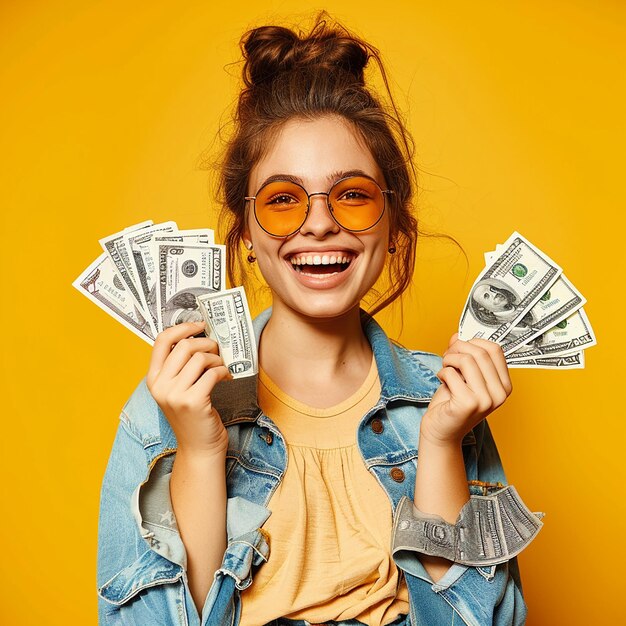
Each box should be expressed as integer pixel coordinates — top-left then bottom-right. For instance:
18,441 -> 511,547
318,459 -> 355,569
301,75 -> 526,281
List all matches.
176,426 -> 229,460
175,442 -> 228,465
419,423 -> 464,449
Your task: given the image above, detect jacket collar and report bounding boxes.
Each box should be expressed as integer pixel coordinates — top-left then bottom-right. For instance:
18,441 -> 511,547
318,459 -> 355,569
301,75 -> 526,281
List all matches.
211,307 -> 441,424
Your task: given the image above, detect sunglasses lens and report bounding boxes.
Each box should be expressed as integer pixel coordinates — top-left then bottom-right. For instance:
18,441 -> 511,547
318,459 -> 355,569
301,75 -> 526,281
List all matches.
329,176 -> 385,231
254,181 -> 308,236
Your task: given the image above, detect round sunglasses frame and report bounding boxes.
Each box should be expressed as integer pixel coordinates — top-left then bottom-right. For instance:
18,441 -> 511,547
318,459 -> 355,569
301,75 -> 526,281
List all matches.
244,174 -> 395,238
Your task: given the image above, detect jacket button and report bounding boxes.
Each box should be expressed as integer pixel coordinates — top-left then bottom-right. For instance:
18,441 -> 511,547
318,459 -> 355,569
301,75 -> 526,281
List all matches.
390,468 -> 405,482
259,431 -> 273,445
371,418 -> 384,434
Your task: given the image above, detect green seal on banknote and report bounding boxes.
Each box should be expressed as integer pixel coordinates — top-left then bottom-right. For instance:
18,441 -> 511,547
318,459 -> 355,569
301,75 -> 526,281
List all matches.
511,263 -> 528,278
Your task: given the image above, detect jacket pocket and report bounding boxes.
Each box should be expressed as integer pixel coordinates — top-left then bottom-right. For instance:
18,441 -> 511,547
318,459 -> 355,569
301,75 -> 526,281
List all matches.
98,549 -> 190,625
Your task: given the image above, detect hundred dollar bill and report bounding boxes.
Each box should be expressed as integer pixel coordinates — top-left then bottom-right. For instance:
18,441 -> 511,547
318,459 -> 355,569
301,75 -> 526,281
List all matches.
499,274 -> 586,355
196,287 -> 258,378
123,221 -> 179,335
129,229 -> 216,335
506,308 -> 596,360
72,252 -> 154,344
99,220 -> 153,315
507,351 -> 584,369
156,243 -> 226,331
458,232 -> 562,343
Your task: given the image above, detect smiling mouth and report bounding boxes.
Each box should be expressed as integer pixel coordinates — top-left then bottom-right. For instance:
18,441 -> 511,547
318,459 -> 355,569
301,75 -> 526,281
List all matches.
288,253 -> 354,276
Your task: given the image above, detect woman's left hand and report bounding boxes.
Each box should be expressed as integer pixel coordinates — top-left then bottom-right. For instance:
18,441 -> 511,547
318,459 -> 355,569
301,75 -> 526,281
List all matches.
420,333 -> 513,446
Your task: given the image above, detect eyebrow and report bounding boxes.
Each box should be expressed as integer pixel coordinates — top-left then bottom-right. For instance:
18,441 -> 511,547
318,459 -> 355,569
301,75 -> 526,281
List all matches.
257,169 -> 376,190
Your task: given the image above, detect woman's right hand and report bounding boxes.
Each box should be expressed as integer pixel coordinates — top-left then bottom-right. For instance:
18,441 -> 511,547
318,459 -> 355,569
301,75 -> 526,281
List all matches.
146,320 -> 232,458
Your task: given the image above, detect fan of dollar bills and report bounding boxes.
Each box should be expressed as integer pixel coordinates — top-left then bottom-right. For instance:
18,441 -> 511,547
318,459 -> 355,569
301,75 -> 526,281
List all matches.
72,220 -> 258,378
458,232 -> 596,369
73,222 -> 594,377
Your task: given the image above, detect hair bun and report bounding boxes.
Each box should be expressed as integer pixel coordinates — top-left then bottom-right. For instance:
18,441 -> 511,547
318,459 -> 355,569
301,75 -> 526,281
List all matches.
241,19 -> 370,88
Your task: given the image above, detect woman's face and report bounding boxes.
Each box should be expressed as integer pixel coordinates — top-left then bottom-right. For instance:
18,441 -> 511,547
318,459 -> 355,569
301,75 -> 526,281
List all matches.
245,115 -> 391,320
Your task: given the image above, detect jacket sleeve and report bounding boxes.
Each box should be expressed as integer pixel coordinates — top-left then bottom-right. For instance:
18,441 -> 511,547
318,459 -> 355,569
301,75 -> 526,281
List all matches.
391,418 -> 544,626
97,382 -> 271,626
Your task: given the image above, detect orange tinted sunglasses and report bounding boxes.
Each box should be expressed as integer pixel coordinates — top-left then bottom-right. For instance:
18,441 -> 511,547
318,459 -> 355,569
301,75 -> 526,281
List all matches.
245,175 -> 394,237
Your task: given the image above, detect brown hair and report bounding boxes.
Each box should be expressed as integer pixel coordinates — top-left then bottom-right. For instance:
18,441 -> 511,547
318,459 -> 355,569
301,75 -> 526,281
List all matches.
213,11 -> 423,315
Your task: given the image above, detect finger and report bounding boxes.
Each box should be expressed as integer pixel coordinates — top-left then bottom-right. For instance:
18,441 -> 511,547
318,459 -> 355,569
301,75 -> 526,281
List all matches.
172,351 -> 226,391
187,364 -> 233,403
448,332 -> 459,348
158,336 -> 220,381
467,338 -> 512,395
147,321 -> 206,384
442,352 -> 494,413
445,338 -> 510,398
437,366 -> 477,413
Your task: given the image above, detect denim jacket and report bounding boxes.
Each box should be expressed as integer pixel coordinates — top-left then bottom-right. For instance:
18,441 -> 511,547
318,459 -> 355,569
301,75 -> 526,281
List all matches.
97,307 -> 540,626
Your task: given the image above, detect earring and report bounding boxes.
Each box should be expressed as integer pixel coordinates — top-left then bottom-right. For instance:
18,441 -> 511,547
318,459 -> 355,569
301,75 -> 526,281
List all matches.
388,244 -> 396,254
245,242 -> 256,263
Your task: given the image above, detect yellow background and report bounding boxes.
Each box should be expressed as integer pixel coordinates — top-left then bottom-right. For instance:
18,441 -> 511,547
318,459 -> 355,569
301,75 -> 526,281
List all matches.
1,1 -> 624,624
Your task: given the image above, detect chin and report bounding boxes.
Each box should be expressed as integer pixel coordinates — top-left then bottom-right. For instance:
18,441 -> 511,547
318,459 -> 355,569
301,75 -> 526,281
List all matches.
285,293 -> 363,320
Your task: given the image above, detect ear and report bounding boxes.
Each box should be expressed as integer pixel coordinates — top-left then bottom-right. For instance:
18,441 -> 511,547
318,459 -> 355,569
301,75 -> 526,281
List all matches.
242,229 -> 253,250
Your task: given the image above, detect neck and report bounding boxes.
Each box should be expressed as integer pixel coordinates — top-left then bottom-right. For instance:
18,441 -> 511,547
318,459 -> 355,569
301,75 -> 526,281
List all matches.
258,300 -> 374,407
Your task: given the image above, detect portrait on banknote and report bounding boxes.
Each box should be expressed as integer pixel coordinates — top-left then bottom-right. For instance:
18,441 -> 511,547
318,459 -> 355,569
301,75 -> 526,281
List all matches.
468,279 -> 519,326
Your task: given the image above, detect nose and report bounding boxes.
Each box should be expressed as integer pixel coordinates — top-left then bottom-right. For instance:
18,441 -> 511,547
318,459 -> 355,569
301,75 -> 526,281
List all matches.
298,192 -> 340,238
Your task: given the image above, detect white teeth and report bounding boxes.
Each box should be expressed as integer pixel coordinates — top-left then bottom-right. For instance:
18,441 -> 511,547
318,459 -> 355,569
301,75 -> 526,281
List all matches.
289,253 -> 353,266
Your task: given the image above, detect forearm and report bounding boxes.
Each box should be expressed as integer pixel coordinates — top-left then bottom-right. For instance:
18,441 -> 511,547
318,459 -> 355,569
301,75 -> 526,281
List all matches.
413,431 -> 470,583
170,449 -> 228,618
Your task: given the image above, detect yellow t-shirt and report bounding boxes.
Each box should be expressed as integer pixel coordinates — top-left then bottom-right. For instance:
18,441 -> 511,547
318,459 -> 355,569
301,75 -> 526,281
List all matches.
239,356 -> 410,626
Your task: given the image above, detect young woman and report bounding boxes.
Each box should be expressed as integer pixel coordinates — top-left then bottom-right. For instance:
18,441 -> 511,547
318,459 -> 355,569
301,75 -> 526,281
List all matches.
97,13 -> 542,626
